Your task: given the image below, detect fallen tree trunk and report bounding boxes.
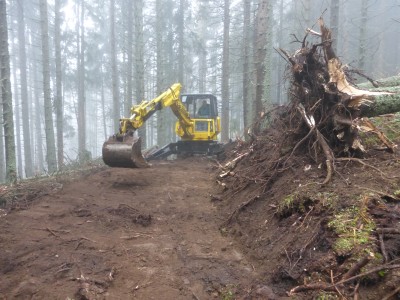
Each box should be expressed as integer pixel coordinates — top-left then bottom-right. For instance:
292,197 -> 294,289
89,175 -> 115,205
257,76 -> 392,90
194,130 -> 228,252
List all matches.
361,93 -> 400,117
363,86 -> 400,93
358,75 -> 400,89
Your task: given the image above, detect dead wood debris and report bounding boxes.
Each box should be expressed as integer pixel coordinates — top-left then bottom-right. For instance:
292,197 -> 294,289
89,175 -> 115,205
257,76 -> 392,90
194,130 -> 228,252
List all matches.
216,17 -> 398,205
214,17 -> 400,300
73,267 -> 116,300
0,179 -> 63,210
289,263 -> 400,296
341,253 -> 374,280
278,18 -> 396,183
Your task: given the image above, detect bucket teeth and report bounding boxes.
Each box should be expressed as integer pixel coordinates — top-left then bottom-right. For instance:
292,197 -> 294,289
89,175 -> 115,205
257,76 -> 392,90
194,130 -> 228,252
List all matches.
102,136 -> 149,168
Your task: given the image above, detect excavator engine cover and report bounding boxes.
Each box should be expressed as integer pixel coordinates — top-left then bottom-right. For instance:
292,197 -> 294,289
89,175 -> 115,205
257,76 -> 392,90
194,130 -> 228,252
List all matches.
102,135 -> 149,168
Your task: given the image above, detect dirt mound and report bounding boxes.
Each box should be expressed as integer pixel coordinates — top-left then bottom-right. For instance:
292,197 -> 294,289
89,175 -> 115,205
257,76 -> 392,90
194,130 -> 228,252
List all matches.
215,136 -> 400,298
212,18 -> 400,300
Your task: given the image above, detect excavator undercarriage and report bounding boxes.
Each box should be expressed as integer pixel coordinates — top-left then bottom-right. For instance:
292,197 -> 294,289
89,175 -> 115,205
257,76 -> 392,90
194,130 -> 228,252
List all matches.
145,140 -> 223,160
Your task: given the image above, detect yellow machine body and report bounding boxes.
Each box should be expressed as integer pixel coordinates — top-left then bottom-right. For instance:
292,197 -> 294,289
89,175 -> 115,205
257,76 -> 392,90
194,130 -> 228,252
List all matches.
102,83 -> 222,168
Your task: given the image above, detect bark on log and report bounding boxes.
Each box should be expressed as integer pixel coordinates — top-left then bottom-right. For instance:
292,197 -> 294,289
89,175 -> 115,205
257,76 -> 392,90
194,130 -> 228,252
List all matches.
365,86 -> 400,93
358,75 -> 400,89
361,93 -> 400,117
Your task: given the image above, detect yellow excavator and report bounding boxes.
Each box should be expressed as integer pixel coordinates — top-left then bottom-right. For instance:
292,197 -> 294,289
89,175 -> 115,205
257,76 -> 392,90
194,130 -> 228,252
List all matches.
102,83 -> 222,168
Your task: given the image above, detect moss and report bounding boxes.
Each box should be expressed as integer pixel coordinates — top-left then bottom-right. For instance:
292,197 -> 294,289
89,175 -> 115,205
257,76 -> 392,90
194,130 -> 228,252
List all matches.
277,191 -> 339,218
276,193 -> 298,217
378,270 -> 387,277
360,113 -> 400,147
219,284 -> 237,300
333,238 -> 354,253
315,292 -> 339,300
328,198 -> 376,256
316,192 -> 338,209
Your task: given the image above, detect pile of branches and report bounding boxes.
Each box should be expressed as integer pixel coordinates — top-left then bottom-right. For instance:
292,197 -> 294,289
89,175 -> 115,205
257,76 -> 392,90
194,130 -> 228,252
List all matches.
219,18 -> 397,194
278,18 -> 397,184
215,19 -> 400,229
215,20 -> 400,299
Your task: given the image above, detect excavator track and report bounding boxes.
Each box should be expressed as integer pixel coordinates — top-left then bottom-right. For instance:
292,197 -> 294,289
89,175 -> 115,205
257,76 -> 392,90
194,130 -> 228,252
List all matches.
102,135 -> 149,168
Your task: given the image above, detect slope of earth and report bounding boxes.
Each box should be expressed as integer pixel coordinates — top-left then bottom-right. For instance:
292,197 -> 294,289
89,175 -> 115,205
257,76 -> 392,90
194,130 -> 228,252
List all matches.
214,116 -> 400,299
0,158 -> 269,299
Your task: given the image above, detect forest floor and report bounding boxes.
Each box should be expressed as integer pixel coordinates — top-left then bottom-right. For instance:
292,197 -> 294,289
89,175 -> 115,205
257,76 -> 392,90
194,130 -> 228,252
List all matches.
0,158 -> 281,300
0,129 -> 400,299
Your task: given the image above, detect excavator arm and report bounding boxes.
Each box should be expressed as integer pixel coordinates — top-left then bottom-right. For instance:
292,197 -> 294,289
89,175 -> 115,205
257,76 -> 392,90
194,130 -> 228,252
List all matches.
118,83 -> 192,136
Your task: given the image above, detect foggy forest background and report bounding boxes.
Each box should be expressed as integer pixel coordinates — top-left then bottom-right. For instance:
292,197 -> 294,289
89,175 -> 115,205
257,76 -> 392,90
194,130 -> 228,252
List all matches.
0,0 -> 399,183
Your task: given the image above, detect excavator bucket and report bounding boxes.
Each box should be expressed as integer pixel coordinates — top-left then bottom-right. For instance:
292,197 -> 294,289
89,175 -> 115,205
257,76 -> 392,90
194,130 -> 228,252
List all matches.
102,135 -> 149,168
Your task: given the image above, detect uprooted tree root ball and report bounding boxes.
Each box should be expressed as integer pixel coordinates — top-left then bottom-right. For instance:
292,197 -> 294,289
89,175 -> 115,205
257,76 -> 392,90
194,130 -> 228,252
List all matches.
215,18 -> 400,299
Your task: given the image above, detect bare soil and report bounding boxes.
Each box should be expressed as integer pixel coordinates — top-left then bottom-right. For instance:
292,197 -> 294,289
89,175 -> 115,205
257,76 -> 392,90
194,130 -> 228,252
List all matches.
0,158 -> 268,299
1,145 -> 400,299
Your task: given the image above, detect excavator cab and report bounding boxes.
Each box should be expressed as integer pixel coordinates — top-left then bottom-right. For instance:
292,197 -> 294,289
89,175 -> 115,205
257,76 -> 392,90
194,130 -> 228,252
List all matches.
181,94 -> 218,119
179,94 -> 220,141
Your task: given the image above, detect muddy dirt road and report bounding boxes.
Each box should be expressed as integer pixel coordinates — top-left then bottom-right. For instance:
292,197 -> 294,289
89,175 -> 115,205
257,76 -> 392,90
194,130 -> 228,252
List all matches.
0,158 -> 265,299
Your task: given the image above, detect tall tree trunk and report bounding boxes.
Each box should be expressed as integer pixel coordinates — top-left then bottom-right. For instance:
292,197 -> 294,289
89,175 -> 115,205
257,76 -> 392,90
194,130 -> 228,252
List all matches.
39,0 -> 57,173
0,90 -> 4,182
0,89 -> 4,182
11,36 -> 22,178
156,0 -> 166,146
0,0 -> 17,183
221,0 -> 230,142
31,33 -> 44,174
77,0 -> 86,161
242,0 -> 251,136
253,0 -> 269,127
198,2 -> 207,93
358,0 -> 368,70
262,1 -> 273,107
177,0 -> 185,87
101,71 -> 107,141
124,0 -> 133,117
110,0 -> 119,133
303,0 -> 311,26
276,0 -> 284,105
54,0 -> 64,168
17,0 -> 33,177
330,0 -> 339,53
134,0 -> 146,148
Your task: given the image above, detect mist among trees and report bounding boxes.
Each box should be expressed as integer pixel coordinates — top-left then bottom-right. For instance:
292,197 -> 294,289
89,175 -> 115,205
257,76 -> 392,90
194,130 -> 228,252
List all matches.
1,0 -> 399,183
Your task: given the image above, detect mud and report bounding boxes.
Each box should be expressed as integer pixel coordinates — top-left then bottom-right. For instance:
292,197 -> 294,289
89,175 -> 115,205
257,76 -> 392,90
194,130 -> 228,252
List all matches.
0,159 -> 268,299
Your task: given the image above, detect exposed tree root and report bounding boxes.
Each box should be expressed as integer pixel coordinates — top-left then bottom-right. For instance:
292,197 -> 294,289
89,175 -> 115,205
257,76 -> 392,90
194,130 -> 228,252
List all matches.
378,232 -> 389,263
289,264 -> 400,296
342,254 -> 374,280
382,285 -> 400,300
215,16 -> 400,300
